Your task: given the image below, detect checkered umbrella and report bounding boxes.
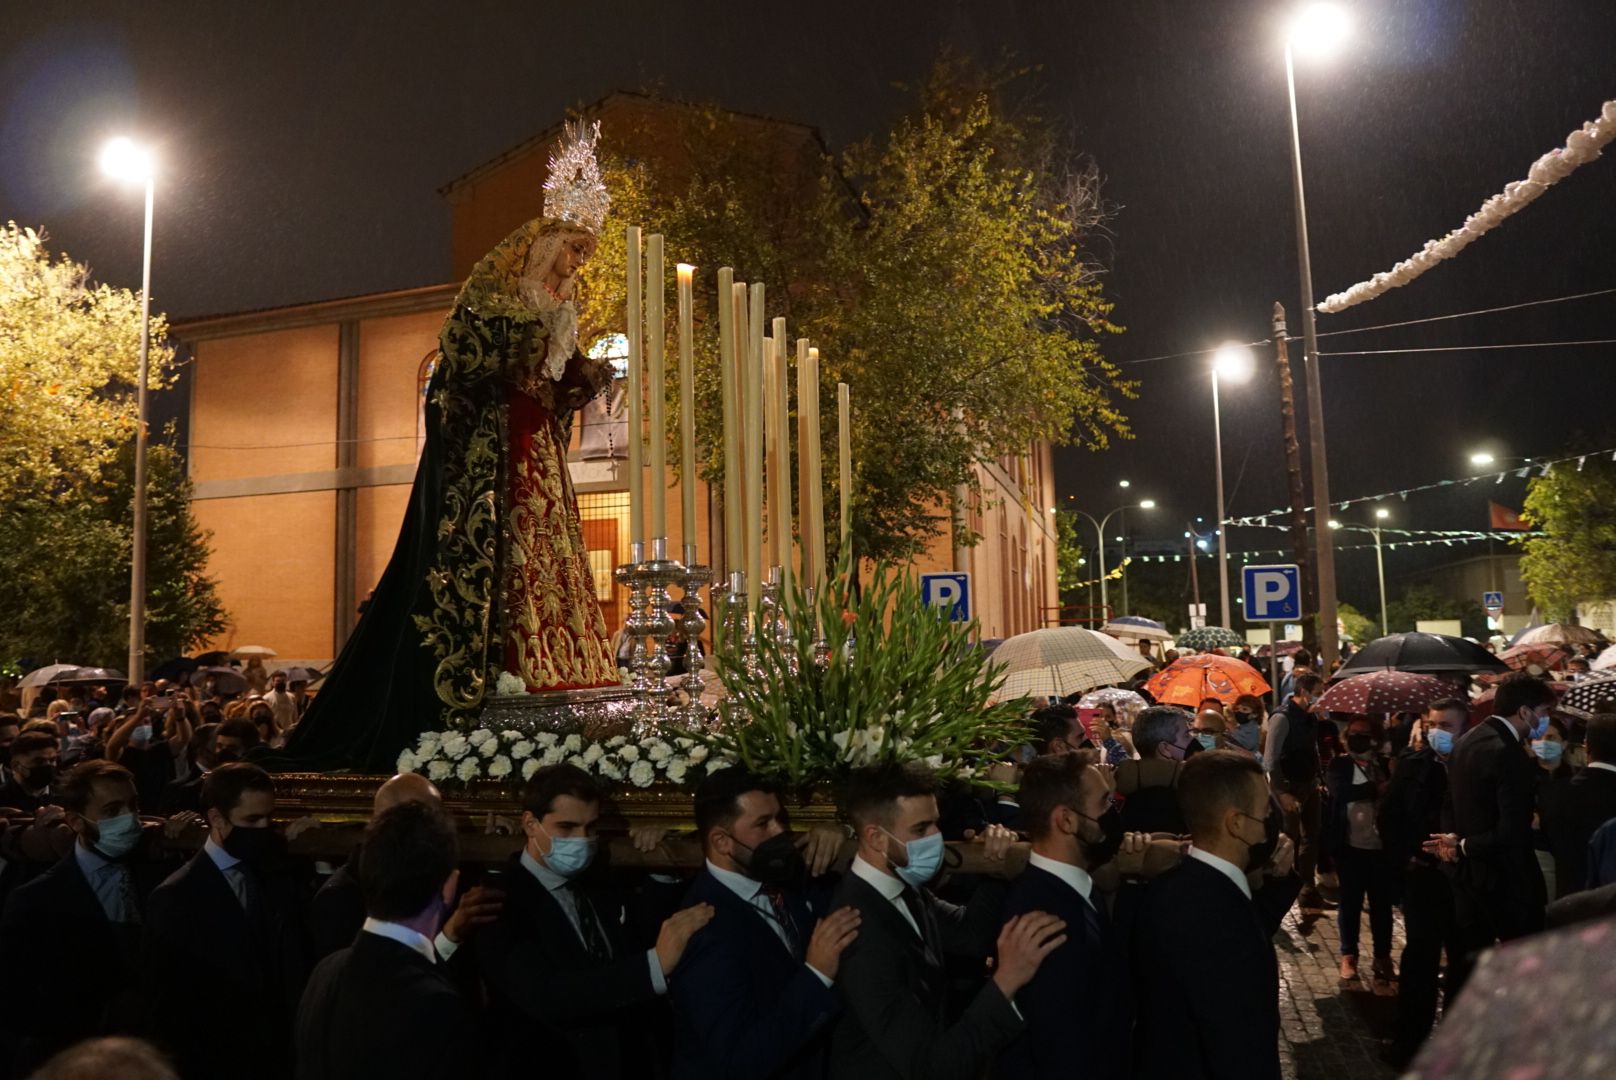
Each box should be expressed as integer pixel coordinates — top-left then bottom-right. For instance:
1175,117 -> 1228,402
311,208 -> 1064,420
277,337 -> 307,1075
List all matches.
1102,616 -> 1174,642
1557,671 -> 1616,719
1144,654 -> 1270,707
991,628 -> 1154,700
1175,626 -> 1245,652
1313,671 -> 1452,717
1497,642 -> 1572,672
1512,622 -> 1605,648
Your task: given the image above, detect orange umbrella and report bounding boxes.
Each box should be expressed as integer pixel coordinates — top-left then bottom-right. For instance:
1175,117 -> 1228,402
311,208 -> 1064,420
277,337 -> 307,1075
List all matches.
1145,654 -> 1271,707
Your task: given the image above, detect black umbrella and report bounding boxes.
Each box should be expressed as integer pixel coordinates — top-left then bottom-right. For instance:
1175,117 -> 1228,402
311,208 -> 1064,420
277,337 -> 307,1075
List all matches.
149,656 -> 201,684
190,666 -> 248,696
52,667 -> 128,685
281,666 -> 325,685
1331,632 -> 1508,681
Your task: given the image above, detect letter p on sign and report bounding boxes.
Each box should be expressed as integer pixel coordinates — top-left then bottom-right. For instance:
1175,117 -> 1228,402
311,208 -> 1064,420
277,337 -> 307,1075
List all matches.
1241,564 -> 1302,622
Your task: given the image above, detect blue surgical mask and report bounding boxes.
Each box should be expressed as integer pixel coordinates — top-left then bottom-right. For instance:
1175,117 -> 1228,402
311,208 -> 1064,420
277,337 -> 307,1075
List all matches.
1532,739 -> 1564,766
1426,728 -> 1455,757
131,724 -> 153,748
91,812 -> 143,860
885,828 -> 945,889
1228,722 -> 1261,752
539,823 -> 596,879
1194,732 -> 1219,751
1527,712 -> 1552,741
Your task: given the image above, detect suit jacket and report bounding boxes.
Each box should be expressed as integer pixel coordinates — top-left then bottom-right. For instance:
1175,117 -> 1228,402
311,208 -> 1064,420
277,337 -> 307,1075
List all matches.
827,867 -> 1021,1080
1447,716 -> 1546,934
1131,856 -> 1300,1080
997,863 -> 1127,1080
159,772 -> 205,816
473,852 -> 663,1080
142,848 -> 310,1080
295,930 -> 481,1080
1540,766 -> 1616,897
670,867 -> 839,1080
308,854 -> 366,959
0,781 -> 50,815
1377,747 -> 1450,872
0,849 -> 156,1073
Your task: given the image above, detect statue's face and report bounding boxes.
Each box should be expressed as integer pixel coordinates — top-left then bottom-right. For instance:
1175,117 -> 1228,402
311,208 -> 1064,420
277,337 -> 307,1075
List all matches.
549,232 -> 596,283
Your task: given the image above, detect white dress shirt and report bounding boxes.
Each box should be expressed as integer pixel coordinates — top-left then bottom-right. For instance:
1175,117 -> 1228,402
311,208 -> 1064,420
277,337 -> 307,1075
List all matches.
1187,846 -> 1253,900
850,854 -> 919,936
1027,851 -> 1097,909
362,917 -> 438,964
74,842 -> 137,923
520,849 -> 666,993
706,860 -> 833,987
204,836 -> 251,908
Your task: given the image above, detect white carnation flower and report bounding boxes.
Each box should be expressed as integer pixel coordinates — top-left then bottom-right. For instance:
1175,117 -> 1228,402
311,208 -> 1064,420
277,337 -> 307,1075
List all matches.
665,758 -> 689,785
468,728 -> 495,748
563,734 -> 583,752
396,749 -> 419,773
618,744 -> 640,762
495,671 -> 527,696
416,732 -> 441,758
675,737 -> 695,750
499,729 -> 523,742
956,764 -> 978,780
487,755 -> 513,780
924,754 -> 944,769
427,759 -> 452,783
606,735 -> 628,749
688,745 -> 709,764
478,736 -> 501,758
567,754 -> 589,770
598,758 -> 624,781
541,746 -> 566,766
456,757 -> 481,782
521,758 -> 541,780
441,734 -> 470,760
510,739 -> 535,760
645,740 -> 672,763
535,731 -> 559,747
628,759 -> 656,788
581,743 -> 605,765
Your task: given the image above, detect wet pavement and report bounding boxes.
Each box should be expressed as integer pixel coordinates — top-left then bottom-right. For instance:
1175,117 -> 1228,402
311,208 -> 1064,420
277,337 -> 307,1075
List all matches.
1276,902 -> 1408,1080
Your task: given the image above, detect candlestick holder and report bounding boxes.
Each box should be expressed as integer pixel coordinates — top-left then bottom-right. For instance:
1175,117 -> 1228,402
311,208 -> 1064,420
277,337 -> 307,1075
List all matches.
636,537 -> 684,737
614,541 -> 651,709
677,543 -> 713,730
759,566 -> 799,675
804,587 -> 831,669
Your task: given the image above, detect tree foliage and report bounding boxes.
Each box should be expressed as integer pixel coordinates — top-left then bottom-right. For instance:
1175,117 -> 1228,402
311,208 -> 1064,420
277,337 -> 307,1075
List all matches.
576,56 -> 1133,564
0,225 -> 225,670
1382,585 -> 1488,641
1519,453 -> 1616,620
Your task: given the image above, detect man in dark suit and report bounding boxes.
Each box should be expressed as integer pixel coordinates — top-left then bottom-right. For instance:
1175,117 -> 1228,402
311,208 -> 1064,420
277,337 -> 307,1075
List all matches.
296,799 -> 482,1080
0,761 -> 160,1074
142,762 -> 314,1080
474,764 -> 714,1079
0,730 -> 59,814
1541,714 -> 1616,897
828,762 -> 1064,1080
1377,697 -> 1466,1067
1132,750 -> 1300,1080
671,767 -> 860,1080
998,751 -> 1129,1080
1426,675 -> 1554,994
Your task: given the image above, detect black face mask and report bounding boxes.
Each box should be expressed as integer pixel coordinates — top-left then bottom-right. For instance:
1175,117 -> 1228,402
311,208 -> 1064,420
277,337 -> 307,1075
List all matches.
222,824 -> 282,865
1078,805 -> 1125,869
22,762 -> 55,791
1242,804 -> 1283,873
1346,733 -> 1374,755
214,747 -> 241,765
732,831 -> 806,890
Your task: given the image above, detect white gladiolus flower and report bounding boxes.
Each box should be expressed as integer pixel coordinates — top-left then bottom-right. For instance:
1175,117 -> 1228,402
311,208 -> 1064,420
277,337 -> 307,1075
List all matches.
628,759 -> 656,788
521,758 -> 541,780
510,740 -> 535,760
923,754 -> 944,769
427,760 -> 452,783
455,757 -> 481,782
488,755 -> 513,780
396,749 -> 418,773
441,734 -> 469,760
618,744 -> 640,762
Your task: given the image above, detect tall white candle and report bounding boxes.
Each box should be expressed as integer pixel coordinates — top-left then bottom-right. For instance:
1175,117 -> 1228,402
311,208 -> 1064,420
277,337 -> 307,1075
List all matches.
676,263 -> 696,553
626,226 -> 644,550
771,316 -> 792,597
838,382 -> 852,552
799,342 -> 825,593
745,283 -> 765,613
646,234 -> 667,541
718,268 -> 738,575
763,335 -> 778,573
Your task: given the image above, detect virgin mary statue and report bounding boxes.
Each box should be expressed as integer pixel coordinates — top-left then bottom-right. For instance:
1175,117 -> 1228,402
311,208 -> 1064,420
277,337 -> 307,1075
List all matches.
278,123 -> 620,772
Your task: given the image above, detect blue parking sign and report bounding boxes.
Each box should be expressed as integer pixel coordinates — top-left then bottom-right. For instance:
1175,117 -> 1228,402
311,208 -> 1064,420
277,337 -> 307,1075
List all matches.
1242,564 -> 1302,622
920,572 -> 971,621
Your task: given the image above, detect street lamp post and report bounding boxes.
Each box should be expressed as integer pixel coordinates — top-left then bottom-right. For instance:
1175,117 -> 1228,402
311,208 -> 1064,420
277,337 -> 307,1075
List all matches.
1284,3 -> 1351,668
1073,500 -> 1155,618
101,137 -> 156,684
1373,508 -> 1390,636
1211,344 -> 1255,629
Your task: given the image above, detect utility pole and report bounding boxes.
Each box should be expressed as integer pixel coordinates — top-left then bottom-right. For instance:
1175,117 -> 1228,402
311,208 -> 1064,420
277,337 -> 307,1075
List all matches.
1273,304 -> 1317,655
1187,525 -> 1203,628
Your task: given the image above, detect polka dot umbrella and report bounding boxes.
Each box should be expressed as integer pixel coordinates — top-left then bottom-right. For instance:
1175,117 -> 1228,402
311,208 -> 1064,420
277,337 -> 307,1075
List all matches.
1313,671 -> 1453,717
1557,671 -> 1616,720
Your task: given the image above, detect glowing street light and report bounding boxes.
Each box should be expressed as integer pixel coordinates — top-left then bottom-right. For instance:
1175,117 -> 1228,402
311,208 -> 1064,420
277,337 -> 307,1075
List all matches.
1072,499 -> 1157,617
1210,343 -> 1255,628
101,136 -> 157,683
1287,3 -> 1353,57
1470,451 -> 1496,467
1139,499 -> 1157,510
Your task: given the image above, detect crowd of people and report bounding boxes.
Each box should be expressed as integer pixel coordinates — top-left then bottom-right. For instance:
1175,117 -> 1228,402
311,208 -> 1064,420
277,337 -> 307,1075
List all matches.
0,654 -> 1612,1078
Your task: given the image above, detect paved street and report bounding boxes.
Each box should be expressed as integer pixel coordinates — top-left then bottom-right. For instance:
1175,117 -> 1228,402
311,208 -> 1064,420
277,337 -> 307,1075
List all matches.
1277,903 -> 1408,1080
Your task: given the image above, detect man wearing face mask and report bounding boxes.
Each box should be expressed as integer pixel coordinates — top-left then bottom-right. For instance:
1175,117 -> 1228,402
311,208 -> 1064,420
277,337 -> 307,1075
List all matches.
1132,751 -> 1299,1080
828,762 -> 1066,1080
0,730 -> 60,814
1263,672 -> 1328,910
1115,706 -> 1194,836
671,767 -> 861,1080
998,751 -> 1130,1080
1226,695 -> 1265,759
295,800 -> 484,1080
143,762 -> 313,1080
476,763 -> 715,1079
1424,674 -> 1554,997
0,713 -> 20,788
0,761 -> 156,1073
1378,698 -> 1465,1068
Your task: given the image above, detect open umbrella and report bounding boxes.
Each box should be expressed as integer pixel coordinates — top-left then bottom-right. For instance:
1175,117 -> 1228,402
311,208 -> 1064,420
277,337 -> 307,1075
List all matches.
1594,645 -> 1616,672
1512,622 -> 1604,648
991,628 -> 1153,700
232,645 -> 278,659
1253,640 -> 1307,658
53,667 -> 127,685
1331,632 -> 1507,681
1101,617 -> 1173,643
1497,641 -> 1573,672
1145,655 -> 1270,708
190,666 -> 248,696
1313,671 -> 1452,717
1557,672 -> 1616,720
1076,688 -> 1148,719
281,666 -> 325,685
1175,626 -> 1245,652
17,663 -> 84,689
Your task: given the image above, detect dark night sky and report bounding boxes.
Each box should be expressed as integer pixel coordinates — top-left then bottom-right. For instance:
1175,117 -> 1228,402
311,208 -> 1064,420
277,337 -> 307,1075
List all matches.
4,0 -> 1614,611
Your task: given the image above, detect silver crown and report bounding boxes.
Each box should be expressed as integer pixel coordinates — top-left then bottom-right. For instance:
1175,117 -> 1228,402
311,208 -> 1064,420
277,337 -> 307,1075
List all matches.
543,120 -> 610,234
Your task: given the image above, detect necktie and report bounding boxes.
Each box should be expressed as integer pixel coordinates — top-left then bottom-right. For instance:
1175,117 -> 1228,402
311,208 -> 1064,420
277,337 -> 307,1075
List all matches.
567,883 -> 612,961
759,885 -> 801,958
112,865 -> 142,925
225,865 -> 250,909
899,886 -> 930,945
